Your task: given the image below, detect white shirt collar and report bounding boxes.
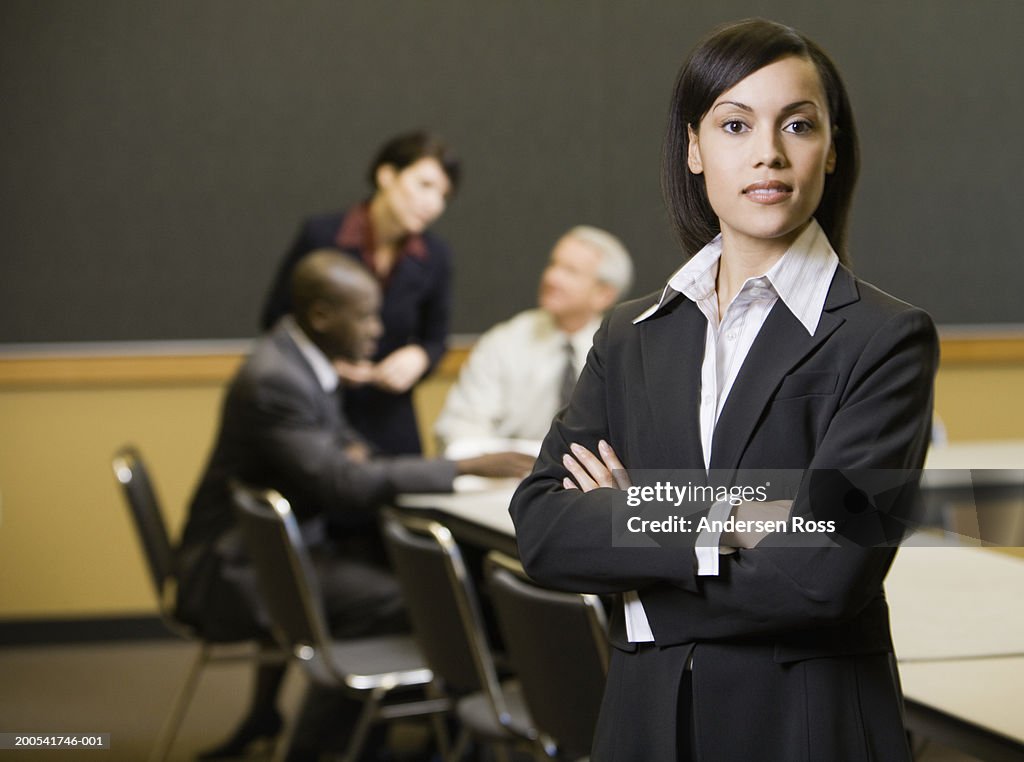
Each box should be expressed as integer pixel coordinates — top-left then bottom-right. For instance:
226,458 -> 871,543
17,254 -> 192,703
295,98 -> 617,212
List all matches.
540,310 -> 603,367
564,314 -> 603,358
633,219 -> 838,336
282,315 -> 339,393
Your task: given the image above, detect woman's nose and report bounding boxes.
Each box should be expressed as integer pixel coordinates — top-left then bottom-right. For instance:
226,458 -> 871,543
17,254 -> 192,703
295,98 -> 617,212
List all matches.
753,130 -> 786,168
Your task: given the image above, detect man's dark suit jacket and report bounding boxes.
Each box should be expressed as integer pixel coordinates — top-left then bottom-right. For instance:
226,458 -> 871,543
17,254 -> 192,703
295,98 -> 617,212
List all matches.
510,265 -> 938,761
260,207 -> 453,455
175,320 -> 456,641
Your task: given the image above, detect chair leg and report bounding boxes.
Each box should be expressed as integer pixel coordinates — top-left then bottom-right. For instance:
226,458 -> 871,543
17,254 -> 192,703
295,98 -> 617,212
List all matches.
149,643 -> 209,762
423,682 -> 452,762
449,726 -> 470,762
531,736 -> 557,760
340,686 -> 385,762
269,668 -> 303,762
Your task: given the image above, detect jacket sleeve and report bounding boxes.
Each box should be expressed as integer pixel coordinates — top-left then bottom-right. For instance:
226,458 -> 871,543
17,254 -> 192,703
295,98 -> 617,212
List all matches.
509,313 -> 713,595
241,372 -> 457,520
414,237 -> 452,371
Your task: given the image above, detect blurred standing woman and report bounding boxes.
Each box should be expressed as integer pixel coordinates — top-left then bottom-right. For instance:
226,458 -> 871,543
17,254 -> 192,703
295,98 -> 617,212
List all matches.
511,19 -> 936,761
262,131 -> 459,454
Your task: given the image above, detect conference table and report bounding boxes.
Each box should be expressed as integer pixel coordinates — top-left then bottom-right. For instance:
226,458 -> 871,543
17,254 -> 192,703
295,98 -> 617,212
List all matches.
394,440 -> 1024,759
921,439 -> 1024,548
886,542 -> 1024,760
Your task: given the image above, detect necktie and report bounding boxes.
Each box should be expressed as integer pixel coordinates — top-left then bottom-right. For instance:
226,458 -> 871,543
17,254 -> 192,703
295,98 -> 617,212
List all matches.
559,339 -> 576,409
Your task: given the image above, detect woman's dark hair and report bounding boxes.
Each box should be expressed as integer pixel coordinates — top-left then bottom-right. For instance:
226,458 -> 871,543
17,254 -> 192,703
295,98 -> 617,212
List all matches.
662,18 -> 859,263
367,131 -> 461,193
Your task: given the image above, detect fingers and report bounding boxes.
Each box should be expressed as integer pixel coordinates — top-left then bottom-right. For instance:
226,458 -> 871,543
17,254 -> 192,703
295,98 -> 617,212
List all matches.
373,345 -> 429,393
562,453 -> 599,492
598,439 -> 632,490
373,360 -> 417,393
573,442 -> 619,487
563,442 -> 618,492
335,360 -> 375,386
561,441 -> 632,493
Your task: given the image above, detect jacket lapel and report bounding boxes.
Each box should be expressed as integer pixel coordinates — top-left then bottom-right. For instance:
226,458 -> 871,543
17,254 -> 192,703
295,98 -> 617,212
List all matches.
273,324 -> 343,430
709,266 -> 859,470
638,296 -> 707,468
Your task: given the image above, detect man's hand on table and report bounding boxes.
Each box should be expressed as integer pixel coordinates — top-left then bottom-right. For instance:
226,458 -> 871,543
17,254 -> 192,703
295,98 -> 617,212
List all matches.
455,452 -> 536,479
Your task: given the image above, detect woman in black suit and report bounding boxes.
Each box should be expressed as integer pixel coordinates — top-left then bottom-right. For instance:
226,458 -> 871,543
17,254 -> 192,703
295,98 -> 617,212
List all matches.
511,19 -> 936,761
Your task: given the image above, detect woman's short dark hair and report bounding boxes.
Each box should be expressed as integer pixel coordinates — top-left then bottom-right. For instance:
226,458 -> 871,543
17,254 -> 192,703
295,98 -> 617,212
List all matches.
662,18 -> 859,263
367,131 -> 461,193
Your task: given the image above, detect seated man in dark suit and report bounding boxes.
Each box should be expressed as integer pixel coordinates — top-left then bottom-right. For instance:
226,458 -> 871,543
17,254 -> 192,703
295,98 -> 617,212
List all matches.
175,250 -> 532,760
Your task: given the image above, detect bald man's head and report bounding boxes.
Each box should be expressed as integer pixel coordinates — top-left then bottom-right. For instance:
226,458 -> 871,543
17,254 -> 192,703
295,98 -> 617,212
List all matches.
291,250 -> 383,361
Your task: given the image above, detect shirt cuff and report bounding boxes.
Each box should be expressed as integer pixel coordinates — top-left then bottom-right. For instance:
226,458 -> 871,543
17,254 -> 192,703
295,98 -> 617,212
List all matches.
623,590 -> 655,642
695,499 -> 734,576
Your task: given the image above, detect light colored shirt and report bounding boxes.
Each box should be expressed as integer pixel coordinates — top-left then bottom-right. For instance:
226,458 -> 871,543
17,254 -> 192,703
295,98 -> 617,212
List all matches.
282,315 -> 339,393
435,309 -> 602,454
623,219 -> 839,642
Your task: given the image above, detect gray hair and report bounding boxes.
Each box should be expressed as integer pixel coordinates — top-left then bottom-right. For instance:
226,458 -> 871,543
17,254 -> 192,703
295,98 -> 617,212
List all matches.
565,225 -> 634,298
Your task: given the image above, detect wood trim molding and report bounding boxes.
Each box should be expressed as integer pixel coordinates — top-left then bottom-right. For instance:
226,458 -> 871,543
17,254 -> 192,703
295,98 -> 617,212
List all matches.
0,353 -> 245,388
0,346 -> 474,388
938,335 -> 1024,365
0,335 -> 1019,388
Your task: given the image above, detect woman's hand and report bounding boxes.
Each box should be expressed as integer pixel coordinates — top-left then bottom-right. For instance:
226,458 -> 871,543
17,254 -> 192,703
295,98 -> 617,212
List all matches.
372,345 -> 430,393
334,359 -> 377,387
561,440 -> 632,492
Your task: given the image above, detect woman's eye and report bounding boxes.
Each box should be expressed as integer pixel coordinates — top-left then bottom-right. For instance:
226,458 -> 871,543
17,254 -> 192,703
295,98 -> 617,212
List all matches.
722,120 -> 748,134
784,120 -> 814,135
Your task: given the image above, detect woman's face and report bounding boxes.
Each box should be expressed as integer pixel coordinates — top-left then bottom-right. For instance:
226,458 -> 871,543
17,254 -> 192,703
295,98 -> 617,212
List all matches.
375,157 -> 452,235
687,55 -> 836,256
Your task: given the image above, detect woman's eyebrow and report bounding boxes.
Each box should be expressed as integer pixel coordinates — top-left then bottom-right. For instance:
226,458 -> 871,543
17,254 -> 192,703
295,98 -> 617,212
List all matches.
711,99 -> 822,114
780,100 -> 821,113
712,100 -> 752,113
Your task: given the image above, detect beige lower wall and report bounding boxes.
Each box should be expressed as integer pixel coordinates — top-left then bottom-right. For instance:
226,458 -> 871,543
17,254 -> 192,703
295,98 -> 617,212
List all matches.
0,384 -> 225,618
934,364 -> 1024,441
1,353 -> 1021,620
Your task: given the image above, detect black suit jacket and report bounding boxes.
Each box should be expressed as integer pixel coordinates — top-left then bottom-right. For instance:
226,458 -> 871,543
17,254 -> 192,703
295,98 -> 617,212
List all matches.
175,321 -> 456,640
510,266 -> 938,761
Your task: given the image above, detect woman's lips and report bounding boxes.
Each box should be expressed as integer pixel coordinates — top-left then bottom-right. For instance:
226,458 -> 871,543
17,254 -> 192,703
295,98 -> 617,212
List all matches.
743,181 -> 793,204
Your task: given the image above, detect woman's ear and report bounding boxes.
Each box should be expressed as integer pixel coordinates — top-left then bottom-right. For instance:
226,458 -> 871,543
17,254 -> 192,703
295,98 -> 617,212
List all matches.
375,163 -> 397,189
825,142 -> 837,174
687,125 -> 703,174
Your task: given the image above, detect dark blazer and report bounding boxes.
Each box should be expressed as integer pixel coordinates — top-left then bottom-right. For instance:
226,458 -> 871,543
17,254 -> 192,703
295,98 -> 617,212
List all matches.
176,321 -> 457,641
510,265 -> 938,761
260,208 -> 453,455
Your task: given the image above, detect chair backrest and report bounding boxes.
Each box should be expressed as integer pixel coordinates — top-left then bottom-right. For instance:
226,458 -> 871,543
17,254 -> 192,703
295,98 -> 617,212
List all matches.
485,551 -> 609,759
230,483 -> 334,656
112,445 -> 174,599
380,510 -> 509,717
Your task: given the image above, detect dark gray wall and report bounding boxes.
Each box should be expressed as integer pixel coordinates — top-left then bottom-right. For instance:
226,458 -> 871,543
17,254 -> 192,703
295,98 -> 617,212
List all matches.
1,1 -> 1021,343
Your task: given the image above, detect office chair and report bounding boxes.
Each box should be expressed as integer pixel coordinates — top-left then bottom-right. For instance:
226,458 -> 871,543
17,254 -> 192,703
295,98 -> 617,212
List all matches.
381,509 -> 536,761
231,484 -> 449,762
111,445 -> 285,762
485,551 -> 610,761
